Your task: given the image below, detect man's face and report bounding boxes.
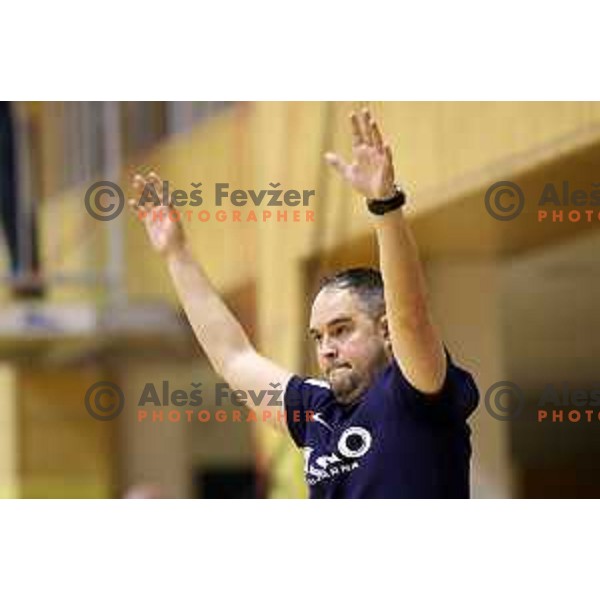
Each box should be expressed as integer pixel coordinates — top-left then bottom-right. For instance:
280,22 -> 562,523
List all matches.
309,287 -> 390,406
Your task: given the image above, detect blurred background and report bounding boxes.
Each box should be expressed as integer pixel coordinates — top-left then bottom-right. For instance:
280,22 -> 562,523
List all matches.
0,101 -> 599,499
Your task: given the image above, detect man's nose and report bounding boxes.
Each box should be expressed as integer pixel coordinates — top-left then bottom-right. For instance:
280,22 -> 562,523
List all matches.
318,337 -> 338,360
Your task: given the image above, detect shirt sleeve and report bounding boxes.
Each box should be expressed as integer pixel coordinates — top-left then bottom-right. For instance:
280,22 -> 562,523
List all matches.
388,349 -> 480,423
284,376 -> 334,447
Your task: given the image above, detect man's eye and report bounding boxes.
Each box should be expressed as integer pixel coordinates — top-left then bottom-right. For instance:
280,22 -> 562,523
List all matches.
333,325 -> 348,337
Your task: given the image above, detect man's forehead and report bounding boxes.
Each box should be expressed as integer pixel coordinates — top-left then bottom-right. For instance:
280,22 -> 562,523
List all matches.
309,288 -> 360,328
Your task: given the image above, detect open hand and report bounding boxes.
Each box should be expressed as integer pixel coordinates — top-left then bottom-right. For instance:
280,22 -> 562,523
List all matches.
325,108 -> 396,200
128,171 -> 187,257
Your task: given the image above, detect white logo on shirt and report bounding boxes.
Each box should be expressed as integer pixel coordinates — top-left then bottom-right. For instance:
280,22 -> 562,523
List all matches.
305,378 -> 330,389
312,412 -> 334,432
337,427 -> 372,459
303,426 -> 373,485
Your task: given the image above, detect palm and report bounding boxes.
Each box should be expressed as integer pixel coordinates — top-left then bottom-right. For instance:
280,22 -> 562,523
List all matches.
345,144 -> 392,199
130,172 -> 186,256
326,108 -> 396,200
144,208 -> 182,253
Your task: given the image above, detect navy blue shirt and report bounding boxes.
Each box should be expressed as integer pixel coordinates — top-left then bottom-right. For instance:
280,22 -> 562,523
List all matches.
284,353 -> 479,498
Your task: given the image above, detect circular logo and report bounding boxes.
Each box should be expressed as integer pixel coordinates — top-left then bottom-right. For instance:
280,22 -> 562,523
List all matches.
84,181 -> 125,222
84,381 -> 125,421
484,381 -> 525,421
484,181 -> 525,221
337,426 -> 372,459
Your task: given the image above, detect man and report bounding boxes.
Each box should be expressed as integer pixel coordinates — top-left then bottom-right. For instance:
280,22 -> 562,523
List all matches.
130,108 -> 479,499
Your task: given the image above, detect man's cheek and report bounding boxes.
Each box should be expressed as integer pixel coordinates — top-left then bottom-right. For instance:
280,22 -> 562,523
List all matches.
341,342 -> 361,364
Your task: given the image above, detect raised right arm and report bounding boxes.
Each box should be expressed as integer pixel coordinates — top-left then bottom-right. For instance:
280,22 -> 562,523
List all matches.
130,171 -> 293,429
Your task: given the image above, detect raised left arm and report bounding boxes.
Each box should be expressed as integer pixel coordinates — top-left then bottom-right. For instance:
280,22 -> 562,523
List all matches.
372,207 -> 446,393
325,108 -> 446,394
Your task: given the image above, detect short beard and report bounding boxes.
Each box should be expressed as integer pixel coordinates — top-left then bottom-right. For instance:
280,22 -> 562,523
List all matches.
329,353 -> 390,406
330,369 -> 367,406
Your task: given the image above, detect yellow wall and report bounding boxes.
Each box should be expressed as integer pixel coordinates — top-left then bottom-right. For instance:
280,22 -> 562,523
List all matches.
34,102 -> 600,300
123,101 -> 600,308
0,363 -> 18,498
19,364 -> 114,498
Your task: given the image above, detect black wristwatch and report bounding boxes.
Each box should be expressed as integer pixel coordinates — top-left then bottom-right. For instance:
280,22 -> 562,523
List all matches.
366,185 -> 407,215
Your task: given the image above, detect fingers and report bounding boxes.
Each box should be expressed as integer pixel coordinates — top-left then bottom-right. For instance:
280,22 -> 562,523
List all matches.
130,174 -> 149,214
147,171 -> 169,206
132,173 -> 147,200
128,197 -> 139,213
350,112 -> 364,147
324,152 -> 349,176
384,144 -> 393,167
350,108 -> 384,150
350,109 -> 373,145
130,170 -> 167,213
361,108 -> 374,146
128,197 -> 150,218
371,118 -> 384,151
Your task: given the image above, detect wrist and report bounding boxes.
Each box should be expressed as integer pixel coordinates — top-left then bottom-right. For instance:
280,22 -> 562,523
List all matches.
373,184 -> 397,201
164,243 -> 192,264
366,184 -> 406,216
